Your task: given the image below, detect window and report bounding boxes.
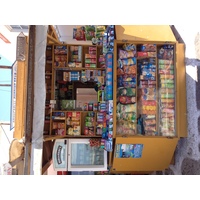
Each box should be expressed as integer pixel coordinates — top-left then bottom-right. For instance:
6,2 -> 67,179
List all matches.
5,25 -> 29,32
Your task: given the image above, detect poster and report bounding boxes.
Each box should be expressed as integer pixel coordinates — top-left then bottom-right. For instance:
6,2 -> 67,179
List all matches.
115,144 -> 144,158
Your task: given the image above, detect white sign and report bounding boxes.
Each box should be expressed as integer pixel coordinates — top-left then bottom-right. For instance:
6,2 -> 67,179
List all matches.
10,61 -> 17,130
0,163 -> 12,175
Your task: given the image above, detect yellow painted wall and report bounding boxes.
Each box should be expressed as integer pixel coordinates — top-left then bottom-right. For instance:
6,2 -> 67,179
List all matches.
115,25 -> 176,42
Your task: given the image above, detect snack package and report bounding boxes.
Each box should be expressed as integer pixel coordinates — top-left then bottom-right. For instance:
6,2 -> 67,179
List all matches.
117,112 -> 136,122
138,44 -> 156,52
119,96 -> 136,104
140,88 -> 156,95
117,121 -> 136,135
118,87 -> 136,97
144,118 -> 156,126
117,66 -> 137,75
159,69 -> 174,75
123,65 -> 137,74
161,98 -> 175,103
161,112 -> 174,118
158,60 -> 174,65
138,100 -> 157,115
140,94 -> 156,101
160,83 -> 174,88
159,64 -> 174,70
140,63 -> 156,70
140,75 -> 156,81
160,79 -> 174,84
162,108 -> 175,114
161,93 -> 175,99
137,51 -> 156,57
160,88 -> 175,94
73,26 -> 86,41
157,45 -> 174,60
121,81 -> 136,88
54,61 -> 67,67
144,125 -> 156,132
118,74 -> 136,82
121,58 -> 137,66
161,103 -> 175,109
54,46 -> 67,55
54,55 -> 67,62
117,103 -> 136,113
96,25 -> 106,32
117,75 -> 136,88
118,49 -> 136,59
123,43 -> 136,51
145,115 -> 156,119
142,70 -> 156,77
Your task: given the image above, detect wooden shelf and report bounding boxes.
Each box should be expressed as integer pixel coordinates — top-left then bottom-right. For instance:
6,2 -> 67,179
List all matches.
54,67 -> 106,71
52,110 -> 99,113
44,44 -> 106,139
43,135 -> 102,141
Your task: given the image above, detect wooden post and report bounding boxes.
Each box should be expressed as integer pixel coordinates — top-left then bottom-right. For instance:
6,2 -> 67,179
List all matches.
23,25 -> 36,175
14,45 -> 28,140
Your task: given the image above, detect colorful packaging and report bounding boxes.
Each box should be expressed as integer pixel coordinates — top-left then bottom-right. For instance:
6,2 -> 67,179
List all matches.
158,60 -> 174,65
138,44 -> 156,52
117,103 -> 136,113
119,96 -> 136,104
118,49 -> 136,59
121,58 -> 137,66
161,93 -> 175,99
161,83 -> 174,88
123,43 -> 136,51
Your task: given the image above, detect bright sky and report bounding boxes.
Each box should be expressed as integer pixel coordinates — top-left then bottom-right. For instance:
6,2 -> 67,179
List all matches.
0,55 -> 12,122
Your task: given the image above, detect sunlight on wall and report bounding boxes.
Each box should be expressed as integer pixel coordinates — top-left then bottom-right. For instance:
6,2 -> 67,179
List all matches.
186,65 -> 198,82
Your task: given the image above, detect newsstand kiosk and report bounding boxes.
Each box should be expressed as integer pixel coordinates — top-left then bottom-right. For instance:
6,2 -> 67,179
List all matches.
45,25 -> 187,175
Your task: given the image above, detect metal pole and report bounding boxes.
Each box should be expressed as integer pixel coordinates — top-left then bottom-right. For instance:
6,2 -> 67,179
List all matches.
0,84 -> 11,87
0,65 -> 12,69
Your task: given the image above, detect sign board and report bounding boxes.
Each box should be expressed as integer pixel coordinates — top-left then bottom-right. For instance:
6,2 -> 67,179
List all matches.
52,139 -> 68,171
10,61 -> 17,130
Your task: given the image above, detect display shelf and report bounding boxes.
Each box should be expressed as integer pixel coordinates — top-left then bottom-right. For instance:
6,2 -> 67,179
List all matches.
43,44 -> 107,138
113,41 -> 176,138
49,110 -> 106,137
